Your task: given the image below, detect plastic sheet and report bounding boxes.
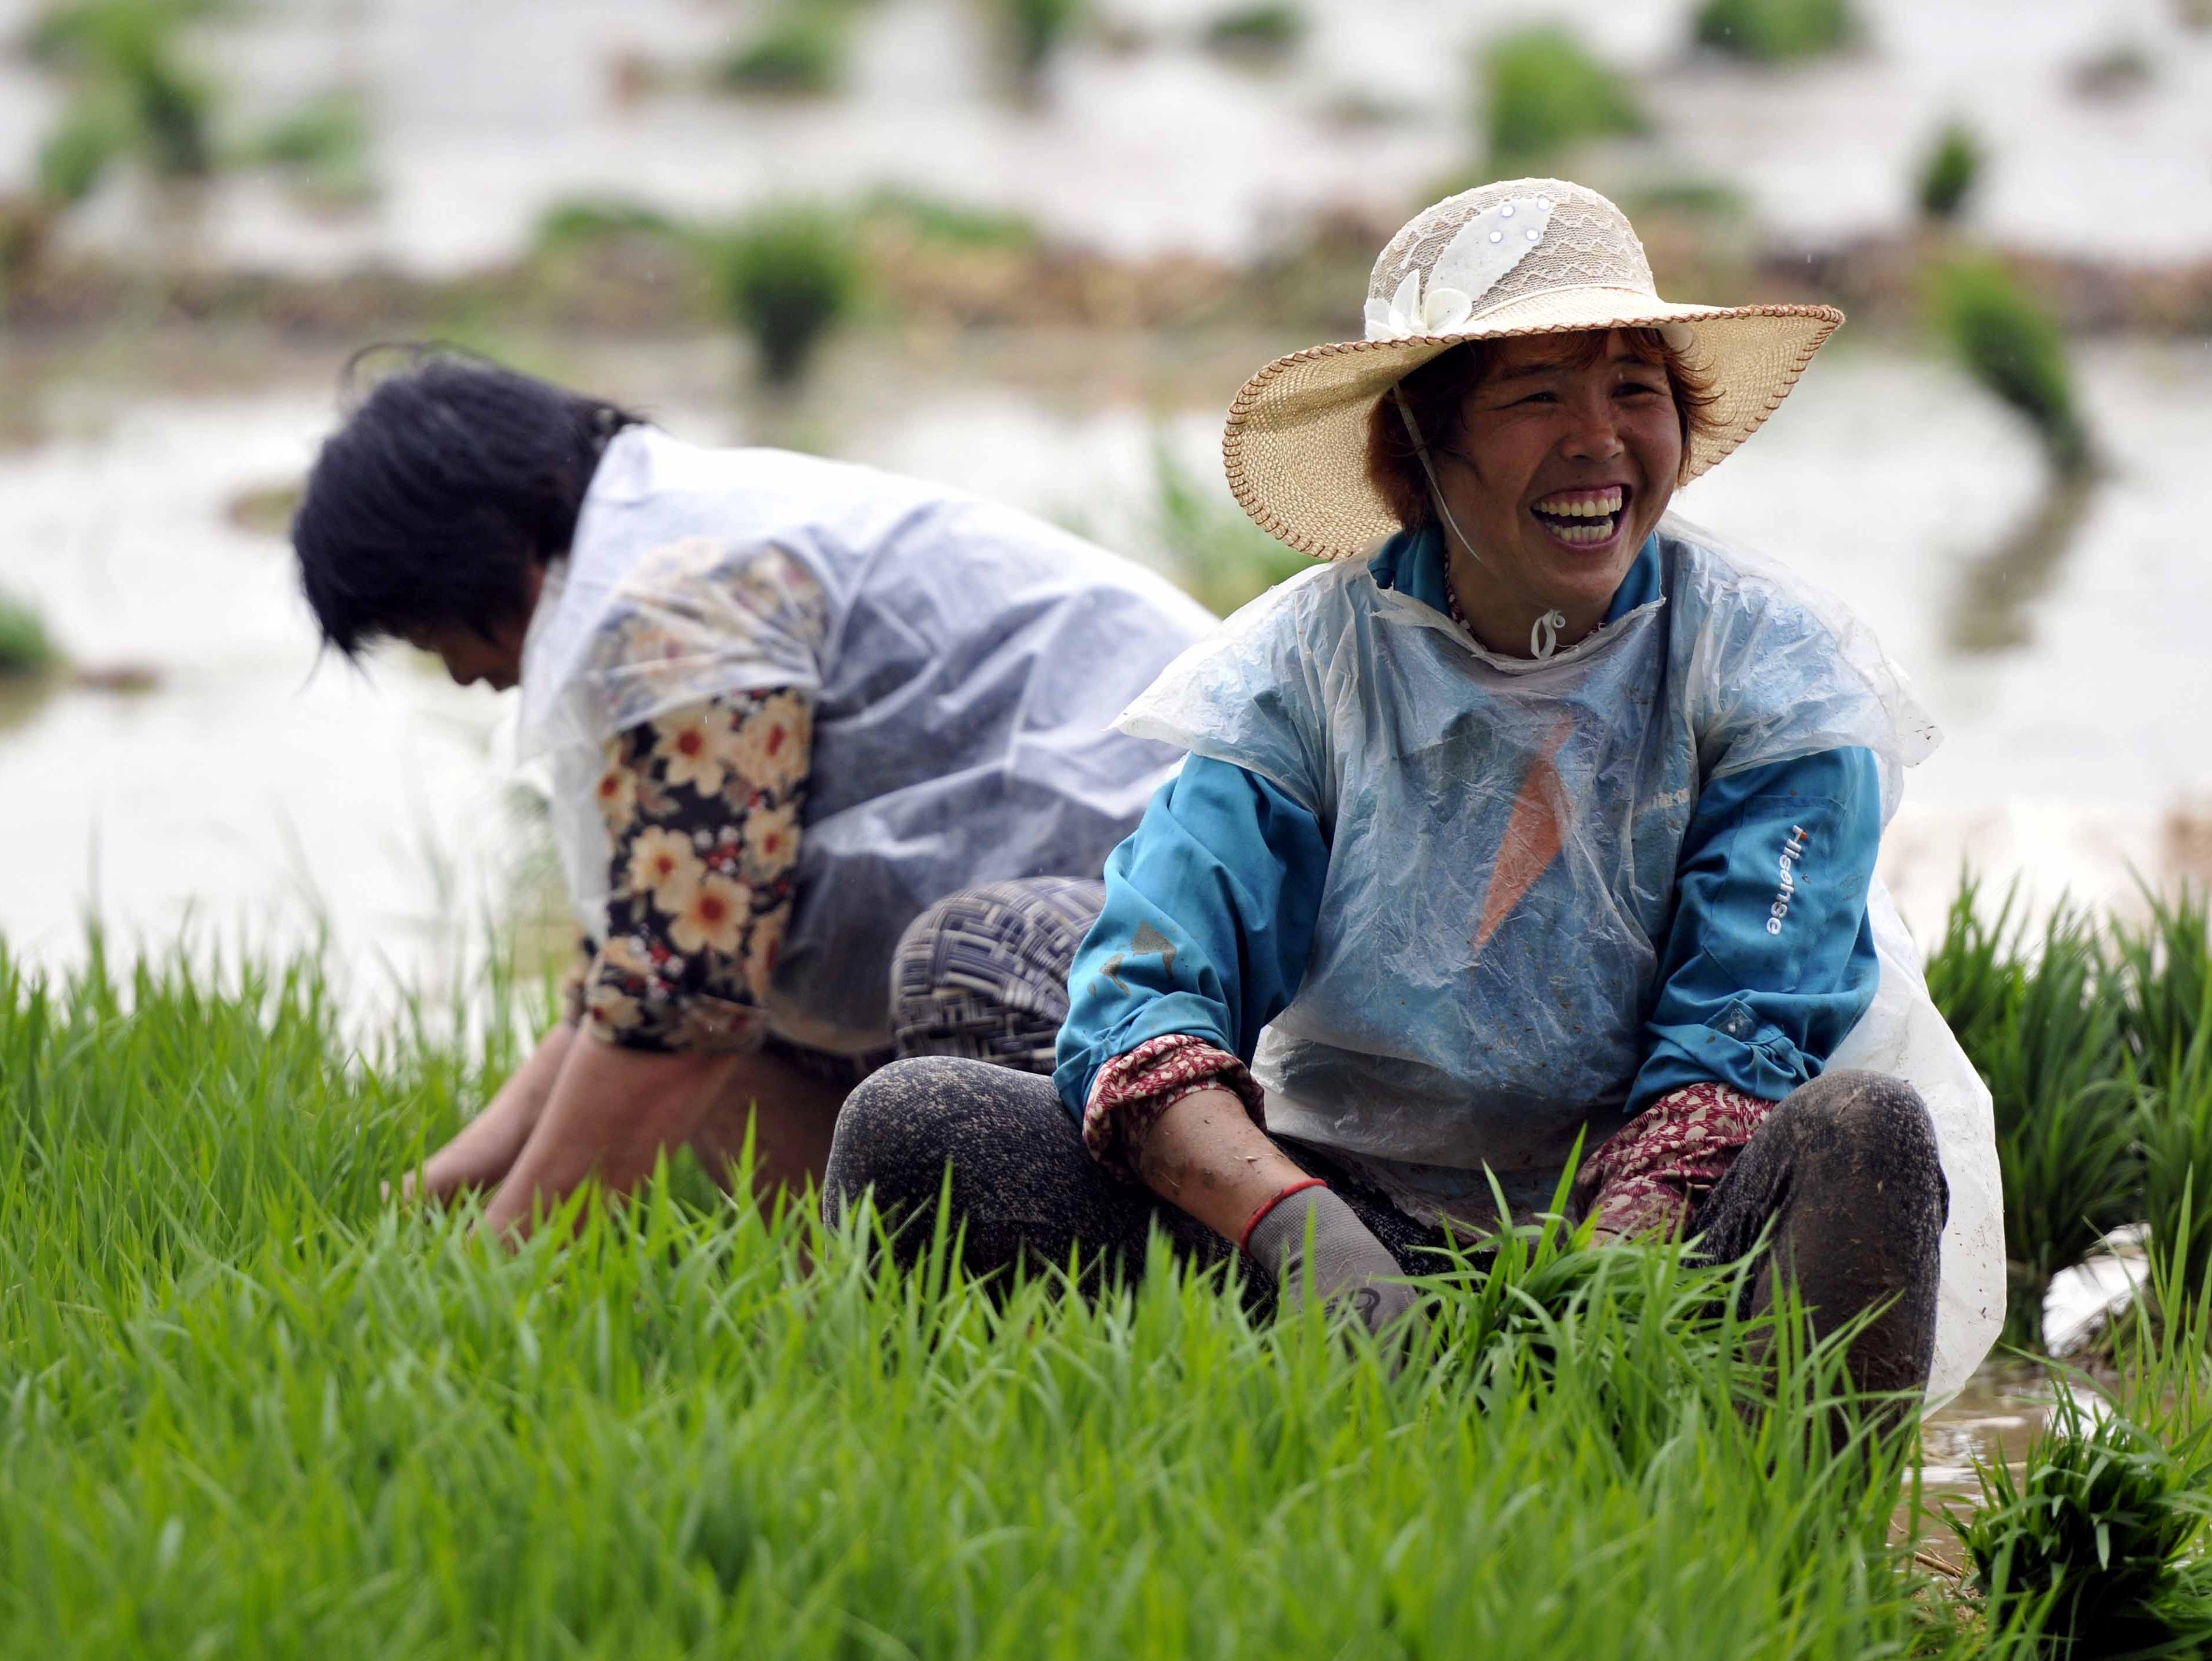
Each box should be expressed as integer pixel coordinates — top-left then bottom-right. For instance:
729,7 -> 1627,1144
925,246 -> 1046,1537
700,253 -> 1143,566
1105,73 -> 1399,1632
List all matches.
520,427 -> 1214,1052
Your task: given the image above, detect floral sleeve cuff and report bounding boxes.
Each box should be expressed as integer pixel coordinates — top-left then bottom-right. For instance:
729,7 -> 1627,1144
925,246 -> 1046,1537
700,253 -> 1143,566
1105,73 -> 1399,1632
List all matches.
1574,1081 -> 1776,1241
1081,1034 -> 1266,1182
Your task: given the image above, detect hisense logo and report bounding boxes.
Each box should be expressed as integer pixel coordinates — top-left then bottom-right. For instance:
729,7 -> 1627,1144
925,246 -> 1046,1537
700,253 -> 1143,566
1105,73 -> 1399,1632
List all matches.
1767,825 -> 1809,936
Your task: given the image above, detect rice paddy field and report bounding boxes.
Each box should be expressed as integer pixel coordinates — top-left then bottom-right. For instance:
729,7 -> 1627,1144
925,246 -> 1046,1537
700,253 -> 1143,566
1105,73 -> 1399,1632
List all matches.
6,2 -> 2212,1652
2,881 -> 2210,1658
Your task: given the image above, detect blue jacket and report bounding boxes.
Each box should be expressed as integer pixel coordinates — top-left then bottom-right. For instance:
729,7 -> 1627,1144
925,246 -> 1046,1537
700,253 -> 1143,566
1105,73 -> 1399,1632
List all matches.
1055,529 -> 1882,1130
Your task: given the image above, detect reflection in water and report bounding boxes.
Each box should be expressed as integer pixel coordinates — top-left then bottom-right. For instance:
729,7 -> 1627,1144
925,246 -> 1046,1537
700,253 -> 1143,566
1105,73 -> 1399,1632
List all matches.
1945,474 -> 2100,655
1912,1245 -> 2146,1549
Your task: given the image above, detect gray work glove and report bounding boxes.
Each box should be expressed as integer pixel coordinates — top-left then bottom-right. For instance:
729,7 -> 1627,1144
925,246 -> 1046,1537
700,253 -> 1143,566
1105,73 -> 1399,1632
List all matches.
1246,1185 -> 1425,1347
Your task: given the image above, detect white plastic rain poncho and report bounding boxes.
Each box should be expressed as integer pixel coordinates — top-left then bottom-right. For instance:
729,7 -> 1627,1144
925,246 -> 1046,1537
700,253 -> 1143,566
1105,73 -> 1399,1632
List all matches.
519,426 -> 1215,1055
1117,516 -> 2003,1402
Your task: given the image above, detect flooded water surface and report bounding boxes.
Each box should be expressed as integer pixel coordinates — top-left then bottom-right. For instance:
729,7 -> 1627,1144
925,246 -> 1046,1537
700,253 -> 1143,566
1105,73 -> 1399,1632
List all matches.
5,328 -> 2209,997
4,0 -> 2210,274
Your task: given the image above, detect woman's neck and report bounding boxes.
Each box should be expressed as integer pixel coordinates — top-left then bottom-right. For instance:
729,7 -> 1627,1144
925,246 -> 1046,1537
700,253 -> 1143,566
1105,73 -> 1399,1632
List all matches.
1442,543 -> 1606,659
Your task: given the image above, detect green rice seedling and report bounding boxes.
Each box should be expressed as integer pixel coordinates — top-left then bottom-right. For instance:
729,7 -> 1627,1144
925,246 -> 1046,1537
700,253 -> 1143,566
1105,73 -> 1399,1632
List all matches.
2109,885 -> 2212,1096
1917,120 -> 1984,223
0,932 -> 1985,1657
1692,0 -> 1856,62
1202,3 -> 1304,62
246,91 -> 366,171
2110,888 -> 2212,1311
1994,933 -> 2139,1350
1480,27 -> 1647,171
863,185 -> 1040,251
1149,440 -> 1308,614
1950,1385 -> 2212,1655
717,2 -> 854,96
0,587 -> 59,677
242,91 -> 373,204
713,203 -> 863,387
532,195 -> 689,253
1931,258 -> 2095,481
1923,871 -> 2027,1066
1628,178 -> 1751,218
1925,883 -> 2139,1350
32,0 -> 217,182
2137,1059 -> 2212,1316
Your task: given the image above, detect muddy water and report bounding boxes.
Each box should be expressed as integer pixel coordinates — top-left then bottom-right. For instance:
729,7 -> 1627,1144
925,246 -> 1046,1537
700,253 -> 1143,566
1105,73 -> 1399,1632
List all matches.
4,328 -> 2210,1005
4,0 -> 2210,276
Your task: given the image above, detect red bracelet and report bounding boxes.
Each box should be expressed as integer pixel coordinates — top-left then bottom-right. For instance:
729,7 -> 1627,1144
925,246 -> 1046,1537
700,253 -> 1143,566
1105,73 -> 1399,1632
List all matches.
1237,1176 -> 1328,1255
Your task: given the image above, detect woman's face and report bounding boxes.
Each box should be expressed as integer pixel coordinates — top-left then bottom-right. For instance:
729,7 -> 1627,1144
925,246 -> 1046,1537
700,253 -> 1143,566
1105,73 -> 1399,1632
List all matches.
398,561 -> 546,691
1431,330 -> 1683,645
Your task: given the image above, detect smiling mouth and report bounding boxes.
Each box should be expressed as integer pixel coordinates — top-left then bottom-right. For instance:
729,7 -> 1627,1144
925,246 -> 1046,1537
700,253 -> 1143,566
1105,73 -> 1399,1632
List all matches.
1529,484 -> 1631,550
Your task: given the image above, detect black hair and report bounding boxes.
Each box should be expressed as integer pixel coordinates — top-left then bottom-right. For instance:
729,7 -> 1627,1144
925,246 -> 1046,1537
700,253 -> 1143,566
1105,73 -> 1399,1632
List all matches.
291,347 -> 644,656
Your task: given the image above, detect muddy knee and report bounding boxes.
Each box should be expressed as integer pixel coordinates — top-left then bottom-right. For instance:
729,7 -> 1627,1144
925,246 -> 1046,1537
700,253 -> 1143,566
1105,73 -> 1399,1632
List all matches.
822,1057 -> 977,1226
1782,1069 -> 1946,1220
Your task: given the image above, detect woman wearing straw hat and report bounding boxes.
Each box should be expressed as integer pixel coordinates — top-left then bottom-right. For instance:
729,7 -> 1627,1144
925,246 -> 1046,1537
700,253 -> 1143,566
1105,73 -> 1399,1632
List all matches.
827,180 -> 2002,1402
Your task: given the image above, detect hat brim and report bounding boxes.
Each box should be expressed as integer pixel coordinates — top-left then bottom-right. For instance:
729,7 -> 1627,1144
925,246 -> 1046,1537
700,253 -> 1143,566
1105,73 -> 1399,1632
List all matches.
1221,289 -> 1843,562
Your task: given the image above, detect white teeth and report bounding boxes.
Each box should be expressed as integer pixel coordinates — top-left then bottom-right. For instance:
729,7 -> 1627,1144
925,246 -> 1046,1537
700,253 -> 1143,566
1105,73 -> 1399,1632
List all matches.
1546,517 -> 1617,545
1534,488 -> 1624,518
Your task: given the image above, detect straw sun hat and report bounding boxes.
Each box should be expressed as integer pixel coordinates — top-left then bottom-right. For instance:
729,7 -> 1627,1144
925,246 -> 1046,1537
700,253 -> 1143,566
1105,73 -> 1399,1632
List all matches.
1223,178 -> 1843,562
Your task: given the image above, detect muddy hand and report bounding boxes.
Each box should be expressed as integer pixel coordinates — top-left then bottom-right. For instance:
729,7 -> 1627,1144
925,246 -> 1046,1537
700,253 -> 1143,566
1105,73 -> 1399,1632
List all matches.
1246,1186 -> 1424,1350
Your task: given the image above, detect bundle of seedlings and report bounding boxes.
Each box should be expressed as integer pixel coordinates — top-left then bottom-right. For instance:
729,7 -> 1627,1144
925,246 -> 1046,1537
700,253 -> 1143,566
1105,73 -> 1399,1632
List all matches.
2114,891 -> 2212,1327
1925,881 -> 2139,1350
713,203 -> 864,387
1950,1386 -> 2212,1655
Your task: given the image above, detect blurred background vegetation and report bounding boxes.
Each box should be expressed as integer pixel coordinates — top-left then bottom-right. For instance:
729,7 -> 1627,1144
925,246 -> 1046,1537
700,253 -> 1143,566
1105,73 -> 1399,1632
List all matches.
0,0 -> 2206,1029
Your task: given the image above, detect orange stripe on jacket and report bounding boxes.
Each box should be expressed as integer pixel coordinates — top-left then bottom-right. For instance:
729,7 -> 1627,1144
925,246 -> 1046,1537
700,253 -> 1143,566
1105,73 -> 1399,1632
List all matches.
1473,711 -> 1576,954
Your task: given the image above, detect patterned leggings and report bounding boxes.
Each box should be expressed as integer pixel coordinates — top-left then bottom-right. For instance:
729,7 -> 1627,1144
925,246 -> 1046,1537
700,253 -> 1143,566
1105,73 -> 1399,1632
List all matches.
885,877 -> 1107,1074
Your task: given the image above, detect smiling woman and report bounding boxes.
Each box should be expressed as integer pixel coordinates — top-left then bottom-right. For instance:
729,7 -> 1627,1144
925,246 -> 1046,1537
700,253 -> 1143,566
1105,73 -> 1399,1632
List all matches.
828,178 -> 2006,1411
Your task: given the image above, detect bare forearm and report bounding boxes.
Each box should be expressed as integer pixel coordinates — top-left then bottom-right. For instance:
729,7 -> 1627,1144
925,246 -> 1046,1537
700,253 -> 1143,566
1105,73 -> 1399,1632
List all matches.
481,1033 -> 735,1239
1131,1087 -> 1311,1244
690,1048 -> 853,1202
1133,1086 -> 1421,1343
409,1023 -> 578,1201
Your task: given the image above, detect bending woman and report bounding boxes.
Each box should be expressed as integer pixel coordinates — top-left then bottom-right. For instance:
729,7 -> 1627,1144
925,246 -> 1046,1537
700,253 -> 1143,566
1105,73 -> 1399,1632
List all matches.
828,180 -> 2001,1401
292,352 -> 1212,1236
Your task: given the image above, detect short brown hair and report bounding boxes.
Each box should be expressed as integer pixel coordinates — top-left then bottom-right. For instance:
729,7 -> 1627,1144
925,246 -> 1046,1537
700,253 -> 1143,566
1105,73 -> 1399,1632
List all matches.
1362,328 -> 1721,531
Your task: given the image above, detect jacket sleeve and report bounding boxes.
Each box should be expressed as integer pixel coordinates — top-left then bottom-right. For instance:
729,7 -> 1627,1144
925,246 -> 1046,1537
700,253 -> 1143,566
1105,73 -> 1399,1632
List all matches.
1052,755 -> 1329,1123
1630,745 -> 1883,1113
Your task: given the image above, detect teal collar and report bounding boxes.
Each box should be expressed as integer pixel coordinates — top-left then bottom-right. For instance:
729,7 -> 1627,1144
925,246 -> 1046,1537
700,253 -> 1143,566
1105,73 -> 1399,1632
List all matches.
1369,524 -> 1662,626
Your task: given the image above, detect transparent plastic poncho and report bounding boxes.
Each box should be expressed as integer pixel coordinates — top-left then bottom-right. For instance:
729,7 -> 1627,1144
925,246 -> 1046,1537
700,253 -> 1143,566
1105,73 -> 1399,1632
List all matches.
519,427 -> 1214,1054
1117,517 -> 2002,1403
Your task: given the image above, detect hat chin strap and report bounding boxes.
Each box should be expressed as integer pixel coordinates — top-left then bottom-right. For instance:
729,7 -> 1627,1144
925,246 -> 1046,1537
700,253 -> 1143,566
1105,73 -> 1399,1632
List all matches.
1391,388 -> 1565,663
